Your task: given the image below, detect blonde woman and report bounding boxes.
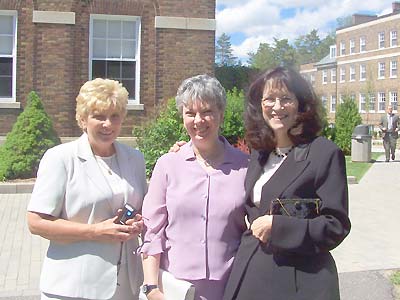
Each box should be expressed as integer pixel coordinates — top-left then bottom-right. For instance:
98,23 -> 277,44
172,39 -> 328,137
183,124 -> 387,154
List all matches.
27,78 -> 147,300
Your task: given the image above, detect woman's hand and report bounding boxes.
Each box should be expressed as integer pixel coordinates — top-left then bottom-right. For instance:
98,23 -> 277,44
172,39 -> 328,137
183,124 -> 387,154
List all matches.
146,288 -> 165,300
169,140 -> 187,153
250,215 -> 273,243
91,215 -> 142,243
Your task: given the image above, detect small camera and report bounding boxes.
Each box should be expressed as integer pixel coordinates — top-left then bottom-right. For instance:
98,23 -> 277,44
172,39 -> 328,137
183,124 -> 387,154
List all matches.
117,204 -> 138,225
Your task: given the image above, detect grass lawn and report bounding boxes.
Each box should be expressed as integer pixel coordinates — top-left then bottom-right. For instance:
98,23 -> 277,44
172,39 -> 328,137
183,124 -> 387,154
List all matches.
345,152 -> 382,182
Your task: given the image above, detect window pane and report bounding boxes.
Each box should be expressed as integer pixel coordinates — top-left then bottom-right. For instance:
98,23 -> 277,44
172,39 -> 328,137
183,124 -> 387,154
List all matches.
107,61 -> 120,78
121,61 -> 135,78
0,76 -> 12,97
93,19 -> 106,38
92,60 -> 106,78
107,41 -> 121,59
93,39 -> 107,58
122,40 -> 135,58
0,36 -> 13,55
122,79 -> 135,98
108,20 -> 121,39
0,15 -> 13,35
0,58 -> 12,75
122,21 -> 135,39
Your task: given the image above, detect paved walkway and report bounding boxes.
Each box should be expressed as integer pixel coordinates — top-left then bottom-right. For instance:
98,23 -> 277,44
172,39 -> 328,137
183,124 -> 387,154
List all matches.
0,149 -> 399,299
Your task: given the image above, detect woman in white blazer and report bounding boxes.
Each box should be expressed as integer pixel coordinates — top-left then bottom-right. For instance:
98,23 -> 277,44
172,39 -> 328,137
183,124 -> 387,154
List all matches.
27,78 -> 147,300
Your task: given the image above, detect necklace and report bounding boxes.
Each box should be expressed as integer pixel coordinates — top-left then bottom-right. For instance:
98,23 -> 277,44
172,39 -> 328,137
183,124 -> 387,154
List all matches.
272,146 -> 294,158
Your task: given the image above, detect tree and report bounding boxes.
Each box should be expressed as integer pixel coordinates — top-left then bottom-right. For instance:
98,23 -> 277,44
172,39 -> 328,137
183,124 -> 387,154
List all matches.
215,33 -> 237,66
294,29 -> 322,64
334,96 -> 362,155
272,38 -> 297,68
247,42 -> 275,70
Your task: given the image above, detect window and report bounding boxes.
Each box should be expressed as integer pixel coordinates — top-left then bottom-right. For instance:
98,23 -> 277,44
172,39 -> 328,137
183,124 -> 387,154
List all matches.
349,66 -> 355,81
340,67 -> 345,82
0,11 -> 17,102
378,92 -> 386,112
390,30 -> 397,47
349,39 -> 355,54
360,36 -> 366,52
359,93 -> 366,112
330,95 -> 336,112
360,64 -> 366,81
390,60 -> 397,78
321,95 -> 327,109
369,93 -> 376,112
310,74 -> 315,86
390,91 -> 398,111
350,93 -> 356,102
339,94 -> 344,104
331,69 -> 336,83
322,70 -> 327,84
378,62 -> 385,79
330,45 -> 336,58
340,41 -> 345,55
90,15 -> 141,103
379,32 -> 385,49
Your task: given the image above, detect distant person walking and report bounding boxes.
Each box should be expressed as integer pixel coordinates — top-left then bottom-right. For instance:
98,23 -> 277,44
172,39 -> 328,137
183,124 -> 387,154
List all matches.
379,105 -> 399,162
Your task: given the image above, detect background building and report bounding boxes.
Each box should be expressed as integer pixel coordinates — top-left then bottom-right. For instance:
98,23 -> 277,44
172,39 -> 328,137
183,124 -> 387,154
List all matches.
0,0 -> 216,137
300,2 -> 400,129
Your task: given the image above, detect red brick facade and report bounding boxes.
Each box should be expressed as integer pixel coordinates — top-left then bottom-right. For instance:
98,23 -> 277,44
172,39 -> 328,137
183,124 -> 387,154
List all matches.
0,0 -> 216,137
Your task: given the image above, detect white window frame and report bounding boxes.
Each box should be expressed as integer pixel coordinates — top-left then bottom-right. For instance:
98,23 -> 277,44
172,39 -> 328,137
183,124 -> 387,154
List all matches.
331,69 -> 336,83
368,93 -> 376,113
378,62 -> 385,79
349,39 -> 355,54
390,91 -> 398,111
330,95 -> 336,113
360,36 -> 366,52
390,30 -> 397,47
321,95 -> 327,109
322,70 -> 327,84
339,94 -> 344,104
340,67 -> 345,83
360,64 -> 366,81
349,66 -> 356,82
0,10 -> 17,104
89,14 -> 141,106
378,92 -> 386,112
359,93 -> 366,112
310,74 -> 315,86
330,45 -> 336,58
340,41 -> 345,56
378,32 -> 385,49
390,60 -> 397,78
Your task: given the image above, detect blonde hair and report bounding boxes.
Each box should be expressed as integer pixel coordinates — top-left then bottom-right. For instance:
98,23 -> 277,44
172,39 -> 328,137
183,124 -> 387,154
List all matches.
75,78 -> 128,129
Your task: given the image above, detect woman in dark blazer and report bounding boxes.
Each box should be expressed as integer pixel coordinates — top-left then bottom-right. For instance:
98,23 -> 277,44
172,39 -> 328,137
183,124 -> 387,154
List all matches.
223,67 -> 351,300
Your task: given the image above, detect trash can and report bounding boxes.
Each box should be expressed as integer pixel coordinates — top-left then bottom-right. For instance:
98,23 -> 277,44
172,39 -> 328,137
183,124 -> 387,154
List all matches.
351,125 -> 372,162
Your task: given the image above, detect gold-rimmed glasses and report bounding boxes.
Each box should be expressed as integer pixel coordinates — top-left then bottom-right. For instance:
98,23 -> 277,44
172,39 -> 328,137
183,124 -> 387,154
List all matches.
261,96 -> 296,107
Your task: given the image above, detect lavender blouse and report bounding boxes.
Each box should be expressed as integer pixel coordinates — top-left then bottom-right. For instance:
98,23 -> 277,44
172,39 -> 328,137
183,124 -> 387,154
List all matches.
141,137 -> 248,281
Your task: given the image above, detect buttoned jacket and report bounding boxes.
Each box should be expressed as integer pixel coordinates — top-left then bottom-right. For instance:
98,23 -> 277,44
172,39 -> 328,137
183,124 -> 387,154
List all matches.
379,114 -> 399,139
28,134 -> 147,299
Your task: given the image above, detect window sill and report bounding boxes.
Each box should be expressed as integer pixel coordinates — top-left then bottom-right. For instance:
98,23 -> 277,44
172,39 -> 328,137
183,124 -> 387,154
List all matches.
127,103 -> 144,111
0,102 -> 21,109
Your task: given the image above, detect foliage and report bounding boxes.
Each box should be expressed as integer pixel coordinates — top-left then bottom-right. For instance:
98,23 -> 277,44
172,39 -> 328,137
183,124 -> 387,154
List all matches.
294,30 -> 336,65
334,96 -> 362,155
221,88 -> 245,145
0,91 -> 61,180
390,270 -> 400,285
215,65 -> 256,92
320,104 -> 336,142
215,33 -> 238,66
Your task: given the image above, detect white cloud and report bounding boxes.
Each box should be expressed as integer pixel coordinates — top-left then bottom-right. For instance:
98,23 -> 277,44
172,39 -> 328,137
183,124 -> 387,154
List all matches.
216,0 -> 395,61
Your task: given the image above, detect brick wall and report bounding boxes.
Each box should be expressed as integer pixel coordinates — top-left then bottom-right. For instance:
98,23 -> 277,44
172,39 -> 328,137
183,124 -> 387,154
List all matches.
0,0 -> 216,137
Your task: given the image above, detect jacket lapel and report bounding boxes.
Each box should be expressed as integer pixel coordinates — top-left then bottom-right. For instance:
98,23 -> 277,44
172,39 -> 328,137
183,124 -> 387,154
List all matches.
114,142 -> 134,206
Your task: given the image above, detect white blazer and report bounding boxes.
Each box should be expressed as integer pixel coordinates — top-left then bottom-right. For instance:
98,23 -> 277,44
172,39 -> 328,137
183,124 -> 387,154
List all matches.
28,134 -> 147,299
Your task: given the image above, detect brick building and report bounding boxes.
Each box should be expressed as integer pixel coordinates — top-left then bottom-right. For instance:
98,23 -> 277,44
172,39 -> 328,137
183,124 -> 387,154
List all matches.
300,2 -> 400,129
0,0 -> 216,137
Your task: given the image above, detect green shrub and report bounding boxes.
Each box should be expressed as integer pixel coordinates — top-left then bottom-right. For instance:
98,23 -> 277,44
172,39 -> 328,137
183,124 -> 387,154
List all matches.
133,90 -> 246,177
334,96 -> 362,155
320,105 -> 336,142
0,91 -> 61,180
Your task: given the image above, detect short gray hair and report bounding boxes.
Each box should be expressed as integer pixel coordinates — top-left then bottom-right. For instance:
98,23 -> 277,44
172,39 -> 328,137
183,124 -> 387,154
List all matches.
176,74 -> 226,114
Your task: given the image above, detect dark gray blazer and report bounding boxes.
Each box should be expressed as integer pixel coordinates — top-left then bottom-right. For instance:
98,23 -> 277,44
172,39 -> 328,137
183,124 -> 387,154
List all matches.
379,114 -> 399,139
223,136 -> 351,300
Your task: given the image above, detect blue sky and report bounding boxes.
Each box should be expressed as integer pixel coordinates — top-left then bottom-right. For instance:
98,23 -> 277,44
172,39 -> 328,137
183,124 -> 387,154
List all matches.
216,0 -> 396,63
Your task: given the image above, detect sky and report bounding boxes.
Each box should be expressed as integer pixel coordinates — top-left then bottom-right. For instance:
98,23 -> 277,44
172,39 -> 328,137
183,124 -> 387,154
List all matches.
216,0 -> 396,63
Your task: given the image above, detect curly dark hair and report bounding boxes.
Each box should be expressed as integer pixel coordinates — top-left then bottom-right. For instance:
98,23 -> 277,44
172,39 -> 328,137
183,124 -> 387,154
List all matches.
245,66 -> 323,151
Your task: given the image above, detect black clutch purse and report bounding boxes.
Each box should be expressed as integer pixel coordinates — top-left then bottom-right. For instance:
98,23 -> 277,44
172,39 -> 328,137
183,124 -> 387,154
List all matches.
269,198 -> 321,219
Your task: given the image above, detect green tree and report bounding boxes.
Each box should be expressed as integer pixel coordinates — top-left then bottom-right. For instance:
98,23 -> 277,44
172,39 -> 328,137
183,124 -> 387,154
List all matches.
334,96 -> 362,155
0,91 -> 61,180
294,29 -> 322,64
221,88 -> 245,145
214,65 -> 254,92
272,38 -> 297,68
247,42 -> 275,70
215,33 -> 237,66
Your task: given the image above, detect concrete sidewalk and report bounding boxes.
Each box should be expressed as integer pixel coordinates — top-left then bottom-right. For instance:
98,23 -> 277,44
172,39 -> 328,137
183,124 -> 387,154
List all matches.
0,150 -> 399,299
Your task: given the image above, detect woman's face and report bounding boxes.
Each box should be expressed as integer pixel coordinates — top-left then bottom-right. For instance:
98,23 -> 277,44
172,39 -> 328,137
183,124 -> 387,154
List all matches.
261,81 -> 299,137
182,100 -> 223,147
81,106 -> 123,156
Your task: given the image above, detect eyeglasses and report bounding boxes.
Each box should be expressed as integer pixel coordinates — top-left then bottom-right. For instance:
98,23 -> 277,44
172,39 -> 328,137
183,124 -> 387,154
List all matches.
261,96 -> 296,107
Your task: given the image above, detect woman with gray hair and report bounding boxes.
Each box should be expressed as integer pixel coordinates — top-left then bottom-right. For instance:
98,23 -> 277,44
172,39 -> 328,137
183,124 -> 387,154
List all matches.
140,74 -> 248,300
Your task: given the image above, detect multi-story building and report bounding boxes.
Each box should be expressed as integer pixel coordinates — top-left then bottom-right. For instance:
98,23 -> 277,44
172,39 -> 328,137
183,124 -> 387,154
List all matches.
0,0 -> 216,137
300,2 -> 400,129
